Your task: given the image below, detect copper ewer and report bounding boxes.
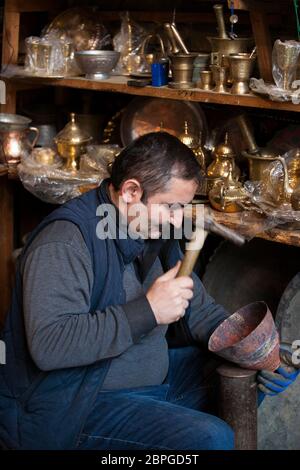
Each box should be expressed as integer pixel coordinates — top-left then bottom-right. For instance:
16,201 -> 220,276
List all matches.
208,301 -> 281,371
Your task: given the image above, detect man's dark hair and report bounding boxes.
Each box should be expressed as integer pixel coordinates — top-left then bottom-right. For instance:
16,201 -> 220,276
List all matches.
110,132 -> 202,202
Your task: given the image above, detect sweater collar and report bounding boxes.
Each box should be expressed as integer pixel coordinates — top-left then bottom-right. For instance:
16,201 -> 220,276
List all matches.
98,179 -> 145,264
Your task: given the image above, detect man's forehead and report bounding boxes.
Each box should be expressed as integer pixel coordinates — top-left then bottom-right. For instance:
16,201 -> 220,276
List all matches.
149,177 -> 197,204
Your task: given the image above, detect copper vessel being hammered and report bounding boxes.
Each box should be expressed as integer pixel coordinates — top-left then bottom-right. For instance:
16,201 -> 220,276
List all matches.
208,301 -> 281,371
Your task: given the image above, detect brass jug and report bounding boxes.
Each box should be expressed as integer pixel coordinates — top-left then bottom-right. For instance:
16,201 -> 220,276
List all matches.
269,152 -> 300,204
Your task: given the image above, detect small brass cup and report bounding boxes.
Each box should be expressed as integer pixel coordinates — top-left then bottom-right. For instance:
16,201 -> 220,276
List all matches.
197,70 -> 213,90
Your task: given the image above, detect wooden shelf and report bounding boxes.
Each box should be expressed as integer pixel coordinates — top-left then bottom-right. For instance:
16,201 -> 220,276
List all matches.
2,66 -> 300,113
210,210 -> 300,247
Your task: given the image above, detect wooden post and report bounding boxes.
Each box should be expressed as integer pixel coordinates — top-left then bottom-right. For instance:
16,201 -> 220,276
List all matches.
249,9 -> 273,82
1,2 -> 20,68
0,78 -> 16,325
0,178 -> 14,328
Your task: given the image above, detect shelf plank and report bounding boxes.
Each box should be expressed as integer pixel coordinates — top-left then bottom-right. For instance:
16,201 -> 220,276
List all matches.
2,67 -> 300,112
210,210 -> 300,247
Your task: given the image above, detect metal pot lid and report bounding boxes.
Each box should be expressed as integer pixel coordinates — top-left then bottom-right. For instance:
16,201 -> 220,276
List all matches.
178,121 -> 199,149
120,97 -> 208,147
55,113 -> 92,144
0,113 -> 32,131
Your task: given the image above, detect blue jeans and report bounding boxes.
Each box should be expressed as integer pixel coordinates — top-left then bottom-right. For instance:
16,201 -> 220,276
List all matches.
76,346 -> 234,450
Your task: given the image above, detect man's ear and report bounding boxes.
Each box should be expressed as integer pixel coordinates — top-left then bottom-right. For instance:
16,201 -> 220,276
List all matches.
120,179 -> 143,204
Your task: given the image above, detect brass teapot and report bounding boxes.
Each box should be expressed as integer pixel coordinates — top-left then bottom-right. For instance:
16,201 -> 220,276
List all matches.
54,113 -> 92,171
209,165 -> 248,213
207,133 -> 240,180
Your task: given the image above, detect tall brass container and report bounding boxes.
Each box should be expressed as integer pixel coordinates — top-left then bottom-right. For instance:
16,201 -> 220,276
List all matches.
54,113 -> 92,171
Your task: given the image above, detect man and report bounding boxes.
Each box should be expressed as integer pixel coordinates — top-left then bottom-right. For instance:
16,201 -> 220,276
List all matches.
0,132 -> 298,450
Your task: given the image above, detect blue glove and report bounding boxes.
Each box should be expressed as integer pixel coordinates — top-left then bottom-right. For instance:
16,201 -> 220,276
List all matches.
257,344 -> 300,404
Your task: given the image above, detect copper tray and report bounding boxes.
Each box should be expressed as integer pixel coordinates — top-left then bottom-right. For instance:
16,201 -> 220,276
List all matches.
120,97 -> 208,147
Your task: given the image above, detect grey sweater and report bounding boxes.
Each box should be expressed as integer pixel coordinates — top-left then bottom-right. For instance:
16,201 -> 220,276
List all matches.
21,220 -> 229,390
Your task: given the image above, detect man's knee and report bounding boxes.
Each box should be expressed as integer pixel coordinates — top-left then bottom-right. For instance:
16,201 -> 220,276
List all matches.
204,418 -> 234,450
184,415 -> 234,450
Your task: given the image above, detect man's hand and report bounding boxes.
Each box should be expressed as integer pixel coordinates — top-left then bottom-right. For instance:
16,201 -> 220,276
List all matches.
257,343 -> 300,402
146,261 -> 194,325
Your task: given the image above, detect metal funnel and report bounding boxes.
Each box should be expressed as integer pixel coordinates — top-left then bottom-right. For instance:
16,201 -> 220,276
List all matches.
208,301 -> 280,371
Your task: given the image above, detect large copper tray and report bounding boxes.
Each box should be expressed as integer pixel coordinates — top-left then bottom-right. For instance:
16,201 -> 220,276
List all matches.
120,97 -> 208,147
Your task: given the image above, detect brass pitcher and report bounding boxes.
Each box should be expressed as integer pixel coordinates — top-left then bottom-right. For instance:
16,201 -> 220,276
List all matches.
269,152 -> 300,204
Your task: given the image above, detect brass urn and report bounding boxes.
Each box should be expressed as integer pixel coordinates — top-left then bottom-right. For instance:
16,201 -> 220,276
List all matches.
54,113 -> 92,171
179,121 -> 206,171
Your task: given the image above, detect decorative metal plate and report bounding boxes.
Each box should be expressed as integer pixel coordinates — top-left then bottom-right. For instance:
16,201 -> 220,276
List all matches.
120,97 -> 208,147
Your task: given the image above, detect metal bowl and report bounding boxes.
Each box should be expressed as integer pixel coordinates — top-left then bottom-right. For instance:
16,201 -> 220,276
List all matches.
75,50 -> 120,80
